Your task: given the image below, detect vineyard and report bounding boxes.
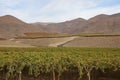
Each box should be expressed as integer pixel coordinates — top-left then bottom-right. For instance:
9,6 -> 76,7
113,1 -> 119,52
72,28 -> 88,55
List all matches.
0,47 -> 120,80
16,33 -> 120,39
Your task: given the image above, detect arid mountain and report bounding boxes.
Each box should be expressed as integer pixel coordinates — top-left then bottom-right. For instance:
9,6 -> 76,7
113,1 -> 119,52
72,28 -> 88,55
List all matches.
0,13 -> 120,39
0,15 -> 26,38
0,15 -> 44,38
82,13 -> 120,34
32,13 -> 120,34
32,18 -> 87,33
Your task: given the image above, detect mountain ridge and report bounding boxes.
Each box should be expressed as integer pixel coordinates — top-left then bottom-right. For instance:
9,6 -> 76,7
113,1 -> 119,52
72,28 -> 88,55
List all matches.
0,13 -> 120,39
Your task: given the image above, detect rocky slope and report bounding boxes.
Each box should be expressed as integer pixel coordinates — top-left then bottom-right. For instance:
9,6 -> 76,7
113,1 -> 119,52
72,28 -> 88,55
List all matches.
0,13 -> 120,39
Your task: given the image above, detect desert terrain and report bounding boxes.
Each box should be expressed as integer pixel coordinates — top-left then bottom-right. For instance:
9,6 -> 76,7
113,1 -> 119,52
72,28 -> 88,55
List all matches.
0,13 -> 120,48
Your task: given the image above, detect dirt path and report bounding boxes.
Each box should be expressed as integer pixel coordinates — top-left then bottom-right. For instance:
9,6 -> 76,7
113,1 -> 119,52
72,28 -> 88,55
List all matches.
48,36 -> 78,47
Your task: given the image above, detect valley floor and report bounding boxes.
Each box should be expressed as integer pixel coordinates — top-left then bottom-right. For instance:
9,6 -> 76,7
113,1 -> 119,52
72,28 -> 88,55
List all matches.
0,36 -> 120,48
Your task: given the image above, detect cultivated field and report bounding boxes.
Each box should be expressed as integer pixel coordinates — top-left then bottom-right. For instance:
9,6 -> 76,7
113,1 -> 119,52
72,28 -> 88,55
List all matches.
0,47 -> 120,80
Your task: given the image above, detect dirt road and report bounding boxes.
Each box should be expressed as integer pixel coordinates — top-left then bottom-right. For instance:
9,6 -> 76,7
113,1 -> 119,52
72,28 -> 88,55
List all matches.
48,36 -> 78,47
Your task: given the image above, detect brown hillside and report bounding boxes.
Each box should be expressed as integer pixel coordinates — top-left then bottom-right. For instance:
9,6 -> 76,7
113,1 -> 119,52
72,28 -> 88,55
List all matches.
0,13 -> 120,39
32,13 -> 120,34
32,18 -> 87,34
0,15 -> 44,39
82,13 -> 120,34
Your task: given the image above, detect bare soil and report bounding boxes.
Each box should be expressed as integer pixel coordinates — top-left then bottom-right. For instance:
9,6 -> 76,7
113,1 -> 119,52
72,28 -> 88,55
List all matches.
0,40 -> 34,47
17,37 -> 78,47
63,36 -> 120,48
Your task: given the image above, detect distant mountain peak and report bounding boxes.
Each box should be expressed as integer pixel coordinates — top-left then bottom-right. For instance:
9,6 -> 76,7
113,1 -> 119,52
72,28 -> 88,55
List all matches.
0,15 -> 25,24
111,13 -> 120,17
97,14 -> 108,16
88,14 -> 109,22
65,18 -> 86,22
0,15 -> 16,19
73,18 -> 86,21
3,15 -> 14,17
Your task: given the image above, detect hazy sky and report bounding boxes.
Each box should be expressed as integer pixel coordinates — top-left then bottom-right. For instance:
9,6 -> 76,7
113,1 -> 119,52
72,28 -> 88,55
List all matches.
0,0 -> 120,23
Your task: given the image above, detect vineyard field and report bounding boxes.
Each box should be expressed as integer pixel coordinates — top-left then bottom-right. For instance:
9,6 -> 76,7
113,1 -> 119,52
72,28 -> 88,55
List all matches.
0,47 -> 120,80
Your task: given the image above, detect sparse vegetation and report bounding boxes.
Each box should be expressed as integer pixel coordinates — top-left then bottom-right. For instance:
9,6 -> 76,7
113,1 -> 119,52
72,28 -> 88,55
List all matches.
16,33 -> 120,39
16,33 -> 74,39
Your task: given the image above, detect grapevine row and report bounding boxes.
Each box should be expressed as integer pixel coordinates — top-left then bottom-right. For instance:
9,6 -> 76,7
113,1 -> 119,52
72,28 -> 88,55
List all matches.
0,47 -> 120,80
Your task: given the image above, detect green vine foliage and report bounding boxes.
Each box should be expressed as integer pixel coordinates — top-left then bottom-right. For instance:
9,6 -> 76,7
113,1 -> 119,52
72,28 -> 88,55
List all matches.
0,47 -> 120,80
